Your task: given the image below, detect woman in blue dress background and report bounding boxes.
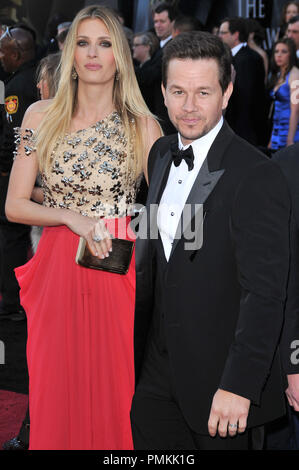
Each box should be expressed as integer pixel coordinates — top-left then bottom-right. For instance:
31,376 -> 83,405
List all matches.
269,38 -> 299,150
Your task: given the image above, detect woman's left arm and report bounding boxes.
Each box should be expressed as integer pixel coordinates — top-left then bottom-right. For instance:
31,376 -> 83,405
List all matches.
287,68 -> 299,146
31,187 -> 44,203
141,117 -> 163,184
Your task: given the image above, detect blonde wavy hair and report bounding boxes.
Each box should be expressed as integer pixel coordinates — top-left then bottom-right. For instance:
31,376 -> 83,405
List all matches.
35,5 -> 159,177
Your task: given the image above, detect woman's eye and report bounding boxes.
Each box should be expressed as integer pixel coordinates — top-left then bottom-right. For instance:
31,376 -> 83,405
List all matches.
100,41 -> 112,48
76,40 -> 112,48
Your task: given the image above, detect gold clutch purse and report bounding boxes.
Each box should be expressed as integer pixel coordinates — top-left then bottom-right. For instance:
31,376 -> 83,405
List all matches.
75,237 -> 134,275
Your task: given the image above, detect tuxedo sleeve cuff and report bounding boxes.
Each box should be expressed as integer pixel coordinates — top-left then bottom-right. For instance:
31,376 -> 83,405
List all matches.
218,354 -> 268,405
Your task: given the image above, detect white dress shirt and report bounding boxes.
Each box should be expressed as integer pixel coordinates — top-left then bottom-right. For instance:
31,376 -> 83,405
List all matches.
157,117 -> 224,261
160,35 -> 172,49
231,42 -> 247,56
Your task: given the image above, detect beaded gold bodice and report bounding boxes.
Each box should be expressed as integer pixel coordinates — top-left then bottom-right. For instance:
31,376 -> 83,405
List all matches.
14,111 -> 138,218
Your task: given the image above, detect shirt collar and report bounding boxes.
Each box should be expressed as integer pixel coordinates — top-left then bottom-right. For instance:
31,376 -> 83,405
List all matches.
231,42 -> 247,56
160,35 -> 172,49
178,116 -> 224,158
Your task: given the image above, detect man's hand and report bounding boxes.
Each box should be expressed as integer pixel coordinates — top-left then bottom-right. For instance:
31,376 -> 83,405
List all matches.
286,374 -> 299,411
208,389 -> 251,438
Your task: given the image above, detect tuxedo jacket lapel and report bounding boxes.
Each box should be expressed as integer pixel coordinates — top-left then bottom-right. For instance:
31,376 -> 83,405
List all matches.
135,144 -> 173,273
148,121 -> 233,210
147,147 -> 173,207
170,158 -> 225,257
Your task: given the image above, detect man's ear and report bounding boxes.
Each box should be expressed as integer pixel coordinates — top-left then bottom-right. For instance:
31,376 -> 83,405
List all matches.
161,82 -> 166,105
233,30 -> 240,44
222,81 -> 233,110
11,47 -> 20,63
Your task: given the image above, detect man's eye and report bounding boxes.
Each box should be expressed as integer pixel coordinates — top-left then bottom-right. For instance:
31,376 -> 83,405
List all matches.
174,90 -> 183,95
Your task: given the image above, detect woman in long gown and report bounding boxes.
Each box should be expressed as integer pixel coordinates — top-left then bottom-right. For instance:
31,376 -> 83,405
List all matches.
268,38 -> 299,150
5,5 -> 161,450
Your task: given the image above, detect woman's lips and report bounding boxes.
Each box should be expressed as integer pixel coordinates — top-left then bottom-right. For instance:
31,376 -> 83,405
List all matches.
85,64 -> 102,70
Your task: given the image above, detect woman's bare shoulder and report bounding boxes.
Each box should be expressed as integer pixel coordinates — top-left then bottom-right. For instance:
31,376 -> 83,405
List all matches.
289,66 -> 299,81
22,99 -> 53,129
139,114 -> 163,137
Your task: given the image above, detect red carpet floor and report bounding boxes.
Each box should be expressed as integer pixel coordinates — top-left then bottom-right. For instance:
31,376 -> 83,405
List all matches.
0,303 -> 29,449
0,390 -> 28,449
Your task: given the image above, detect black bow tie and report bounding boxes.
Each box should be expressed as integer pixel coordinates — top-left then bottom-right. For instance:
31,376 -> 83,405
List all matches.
170,142 -> 194,171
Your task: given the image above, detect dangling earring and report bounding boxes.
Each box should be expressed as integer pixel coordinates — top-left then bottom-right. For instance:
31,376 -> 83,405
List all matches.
72,67 -> 78,80
115,71 -> 119,81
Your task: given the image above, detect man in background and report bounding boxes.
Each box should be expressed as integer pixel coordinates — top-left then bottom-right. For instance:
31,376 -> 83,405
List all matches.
146,2 -> 177,135
287,15 -> 299,58
219,16 -> 267,147
265,145 -> 299,450
153,2 -> 175,48
0,25 -> 37,321
172,15 -> 202,38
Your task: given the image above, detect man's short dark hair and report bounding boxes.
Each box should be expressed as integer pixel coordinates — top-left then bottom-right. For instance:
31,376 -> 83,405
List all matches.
222,16 -> 248,43
173,15 -> 202,33
154,2 -> 178,21
246,18 -> 265,46
162,31 -> 232,93
288,14 -> 299,25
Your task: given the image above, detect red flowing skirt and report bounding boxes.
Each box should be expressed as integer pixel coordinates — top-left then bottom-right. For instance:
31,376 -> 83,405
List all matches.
15,218 -> 135,450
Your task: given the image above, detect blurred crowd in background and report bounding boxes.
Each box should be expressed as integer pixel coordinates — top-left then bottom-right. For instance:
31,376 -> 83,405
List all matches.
2,1 -> 299,145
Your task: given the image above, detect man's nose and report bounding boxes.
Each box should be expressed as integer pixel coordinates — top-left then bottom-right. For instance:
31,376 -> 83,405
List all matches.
182,94 -> 197,112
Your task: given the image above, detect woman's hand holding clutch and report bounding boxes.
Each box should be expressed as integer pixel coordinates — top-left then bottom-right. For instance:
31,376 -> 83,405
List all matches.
64,210 -> 112,258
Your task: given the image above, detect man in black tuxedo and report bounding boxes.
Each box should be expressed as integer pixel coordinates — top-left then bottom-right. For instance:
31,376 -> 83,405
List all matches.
130,31 -> 291,450
134,2 -> 177,135
219,17 -> 267,147
265,145 -> 299,449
